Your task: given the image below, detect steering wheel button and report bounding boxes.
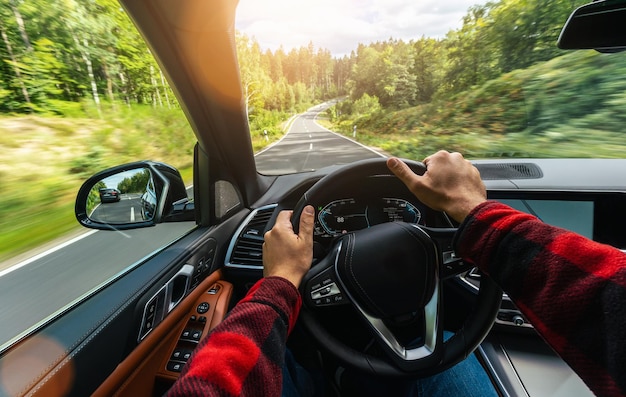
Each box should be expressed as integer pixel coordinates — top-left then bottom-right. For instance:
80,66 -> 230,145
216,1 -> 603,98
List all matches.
311,283 -> 341,300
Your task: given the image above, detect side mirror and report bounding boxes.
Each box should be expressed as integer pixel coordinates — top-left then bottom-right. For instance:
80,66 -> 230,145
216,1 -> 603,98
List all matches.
75,161 -> 194,230
558,0 -> 626,52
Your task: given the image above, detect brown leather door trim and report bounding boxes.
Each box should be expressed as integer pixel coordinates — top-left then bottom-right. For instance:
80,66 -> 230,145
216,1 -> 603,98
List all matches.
93,270 -> 233,397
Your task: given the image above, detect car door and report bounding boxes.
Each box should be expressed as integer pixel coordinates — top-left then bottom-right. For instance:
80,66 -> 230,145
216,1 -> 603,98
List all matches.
0,0 -> 264,395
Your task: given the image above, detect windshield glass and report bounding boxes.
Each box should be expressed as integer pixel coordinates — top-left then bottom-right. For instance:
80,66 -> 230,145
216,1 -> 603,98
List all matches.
236,0 -> 626,175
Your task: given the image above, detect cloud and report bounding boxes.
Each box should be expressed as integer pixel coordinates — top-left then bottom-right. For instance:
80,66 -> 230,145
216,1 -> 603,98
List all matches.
235,0 -> 483,56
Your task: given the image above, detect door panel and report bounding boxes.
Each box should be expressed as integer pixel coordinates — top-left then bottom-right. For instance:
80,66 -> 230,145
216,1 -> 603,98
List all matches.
0,208 -> 249,397
93,274 -> 232,396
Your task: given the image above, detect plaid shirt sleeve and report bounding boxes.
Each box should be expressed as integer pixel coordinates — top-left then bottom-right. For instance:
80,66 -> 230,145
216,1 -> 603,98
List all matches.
455,201 -> 626,397
167,276 -> 301,397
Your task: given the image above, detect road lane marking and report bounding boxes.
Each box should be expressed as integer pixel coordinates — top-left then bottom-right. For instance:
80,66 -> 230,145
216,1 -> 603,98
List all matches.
130,207 -> 135,222
0,230 -> 99,278
309,143 -> 313,150
312,112 -> 386,158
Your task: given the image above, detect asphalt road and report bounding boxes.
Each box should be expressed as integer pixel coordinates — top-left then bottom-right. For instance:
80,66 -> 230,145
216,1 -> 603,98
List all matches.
0,222 -> 195,350
255,103 -> 384,173
91,194 -> 141,222
0,103 -> 383,351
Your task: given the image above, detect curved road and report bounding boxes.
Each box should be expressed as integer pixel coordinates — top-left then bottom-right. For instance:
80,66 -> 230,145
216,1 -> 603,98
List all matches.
0,103 -> 383,350
255,102 -> 383,173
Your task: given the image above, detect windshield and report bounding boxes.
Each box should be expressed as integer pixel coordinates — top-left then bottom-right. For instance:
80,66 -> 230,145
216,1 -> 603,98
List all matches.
236,0 -> 626,175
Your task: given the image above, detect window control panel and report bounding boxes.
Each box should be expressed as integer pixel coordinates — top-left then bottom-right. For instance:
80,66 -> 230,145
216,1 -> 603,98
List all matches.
166,315 -> 206,372
162,282 -> 231,376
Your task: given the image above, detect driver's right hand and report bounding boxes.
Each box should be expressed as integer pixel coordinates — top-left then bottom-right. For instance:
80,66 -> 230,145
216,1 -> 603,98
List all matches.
387,151 -> 487,223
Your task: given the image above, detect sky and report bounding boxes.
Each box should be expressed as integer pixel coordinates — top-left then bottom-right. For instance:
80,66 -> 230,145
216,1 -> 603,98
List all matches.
235,0 -> 485,57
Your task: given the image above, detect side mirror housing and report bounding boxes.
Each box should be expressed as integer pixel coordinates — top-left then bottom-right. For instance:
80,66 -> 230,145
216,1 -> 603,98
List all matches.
75,161 -> 194,230
558,0 -> 626,53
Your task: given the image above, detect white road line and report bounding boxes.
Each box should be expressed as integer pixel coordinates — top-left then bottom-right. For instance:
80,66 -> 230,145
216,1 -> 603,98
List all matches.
309,143 -> 313,150
0,230 -> 99,278
130,207 -> 135,222
255,114 -> 299,156
313,112 -> 386,158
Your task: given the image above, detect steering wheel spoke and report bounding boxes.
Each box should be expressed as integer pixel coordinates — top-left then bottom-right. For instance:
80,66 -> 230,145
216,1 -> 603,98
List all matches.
351,272 -> 444,370
420,226 -> 475,279
302,242 -> 350,308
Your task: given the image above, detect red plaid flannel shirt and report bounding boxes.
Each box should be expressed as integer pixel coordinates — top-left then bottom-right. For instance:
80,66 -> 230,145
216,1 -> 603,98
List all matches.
456,201 -> 626,397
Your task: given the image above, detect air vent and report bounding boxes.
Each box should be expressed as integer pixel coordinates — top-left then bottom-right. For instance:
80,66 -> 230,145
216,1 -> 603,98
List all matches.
475,163 -> 543,180
225,204 -> 277,269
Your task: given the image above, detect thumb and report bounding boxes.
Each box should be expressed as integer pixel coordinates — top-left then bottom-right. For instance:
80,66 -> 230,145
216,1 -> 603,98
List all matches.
387,157 -> 424,192
298,205 -> 315,243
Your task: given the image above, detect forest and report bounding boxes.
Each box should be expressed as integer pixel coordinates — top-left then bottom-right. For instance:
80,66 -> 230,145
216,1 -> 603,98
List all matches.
0,0 -> 589,123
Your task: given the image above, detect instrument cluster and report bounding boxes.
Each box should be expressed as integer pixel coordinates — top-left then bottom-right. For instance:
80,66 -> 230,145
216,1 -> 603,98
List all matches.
313,197 -> 426,239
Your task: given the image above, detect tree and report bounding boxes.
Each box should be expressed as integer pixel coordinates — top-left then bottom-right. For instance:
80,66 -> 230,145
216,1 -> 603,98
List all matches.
380,41 -> 417,108
348,45 -> 385,101
412,38 -> 444,103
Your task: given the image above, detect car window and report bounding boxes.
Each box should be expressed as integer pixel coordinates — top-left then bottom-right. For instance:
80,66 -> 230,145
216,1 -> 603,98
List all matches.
0,2 -> 196,351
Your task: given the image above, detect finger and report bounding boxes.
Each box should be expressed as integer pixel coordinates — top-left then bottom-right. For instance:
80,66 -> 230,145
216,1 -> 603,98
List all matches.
275,210 -> 294,229
387,157 -> 423,191
298,205 -> 315,243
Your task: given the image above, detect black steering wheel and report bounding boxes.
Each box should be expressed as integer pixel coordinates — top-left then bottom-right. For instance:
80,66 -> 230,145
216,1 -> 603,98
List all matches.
292,158 -> 502,378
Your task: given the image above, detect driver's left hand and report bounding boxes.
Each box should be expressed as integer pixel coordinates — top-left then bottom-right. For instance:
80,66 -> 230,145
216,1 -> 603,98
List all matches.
263,205 -> 315,288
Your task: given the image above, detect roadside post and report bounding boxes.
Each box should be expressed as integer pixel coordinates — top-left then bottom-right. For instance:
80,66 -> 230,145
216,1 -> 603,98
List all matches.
353,125 -> 357,138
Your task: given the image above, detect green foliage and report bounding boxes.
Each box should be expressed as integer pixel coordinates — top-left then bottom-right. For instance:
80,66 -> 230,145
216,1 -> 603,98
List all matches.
0,105 -> 195,260
69,146 -> 105,177
87,181 -> 106,214
328,50 -> 626,160
117,169 -> 150,194
236,33 -> 338,118
352,93 -> 381,117
0,0 -> 178,114
248,108 -> 292,152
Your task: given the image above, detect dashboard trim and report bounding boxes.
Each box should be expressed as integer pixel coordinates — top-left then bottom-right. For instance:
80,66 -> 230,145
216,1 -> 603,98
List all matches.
224,204 -> 278,270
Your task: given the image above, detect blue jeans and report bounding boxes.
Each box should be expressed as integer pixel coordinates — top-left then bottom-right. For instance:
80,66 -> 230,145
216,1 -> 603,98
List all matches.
282,344 -> 497,397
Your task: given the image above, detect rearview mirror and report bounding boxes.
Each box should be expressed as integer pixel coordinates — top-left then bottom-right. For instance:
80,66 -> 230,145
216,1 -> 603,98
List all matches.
75,161 -> 194,230
558,0 -> 626,52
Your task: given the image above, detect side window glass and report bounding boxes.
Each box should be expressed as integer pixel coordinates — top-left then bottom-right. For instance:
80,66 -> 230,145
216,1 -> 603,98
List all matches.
0,2 -> 196,351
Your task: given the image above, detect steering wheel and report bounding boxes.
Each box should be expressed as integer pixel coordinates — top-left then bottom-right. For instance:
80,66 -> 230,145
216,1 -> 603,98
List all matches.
291,158 -> 502,378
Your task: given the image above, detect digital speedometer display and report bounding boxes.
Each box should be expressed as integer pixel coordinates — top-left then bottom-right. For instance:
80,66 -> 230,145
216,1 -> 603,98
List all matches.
315,198 -> 422,237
